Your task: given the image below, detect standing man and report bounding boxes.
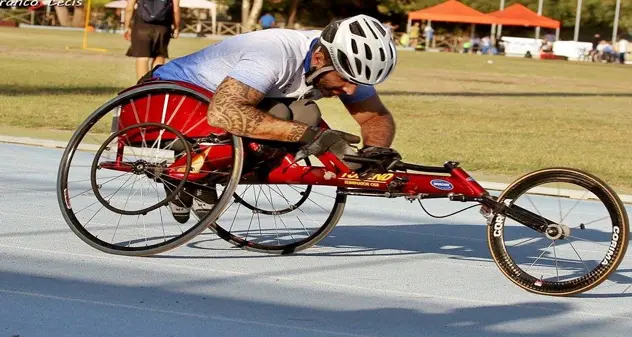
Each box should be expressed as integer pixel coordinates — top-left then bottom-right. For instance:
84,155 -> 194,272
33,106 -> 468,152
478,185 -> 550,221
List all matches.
618,35 -> 628,64
124,0 -> 181,80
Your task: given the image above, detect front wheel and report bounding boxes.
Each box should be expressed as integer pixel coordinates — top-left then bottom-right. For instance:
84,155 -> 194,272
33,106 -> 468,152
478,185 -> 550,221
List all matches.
487,167 -> 629,296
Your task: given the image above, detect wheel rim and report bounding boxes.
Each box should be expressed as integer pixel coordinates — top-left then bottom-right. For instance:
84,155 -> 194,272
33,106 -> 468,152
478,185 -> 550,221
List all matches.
489,169 -> 628,295
57,84 -> 243,255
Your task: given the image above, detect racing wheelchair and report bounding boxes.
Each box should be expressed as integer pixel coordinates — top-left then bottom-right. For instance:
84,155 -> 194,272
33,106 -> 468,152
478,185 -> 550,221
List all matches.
56,80 -> 629,297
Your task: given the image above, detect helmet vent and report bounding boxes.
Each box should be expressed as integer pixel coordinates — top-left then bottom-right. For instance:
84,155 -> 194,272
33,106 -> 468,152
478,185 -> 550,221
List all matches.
365,66 -> 371,80
364,18 -> 379,39
372,21 -> 387,36
379,48 -> 385,61
377,69 -> 383,79
321,23 -> 338,43
364,44 -> 372,60
351,39 -> 358,54
355,57 -> 362,75
349,21 -> 366,37
337,50 -> 354,76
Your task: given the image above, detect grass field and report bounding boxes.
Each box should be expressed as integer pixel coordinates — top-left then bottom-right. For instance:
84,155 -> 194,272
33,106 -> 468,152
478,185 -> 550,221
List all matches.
2,27 -> 632,190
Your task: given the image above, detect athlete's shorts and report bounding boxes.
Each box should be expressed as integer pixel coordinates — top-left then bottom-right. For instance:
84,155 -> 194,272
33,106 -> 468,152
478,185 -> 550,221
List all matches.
126,24 -> 171,58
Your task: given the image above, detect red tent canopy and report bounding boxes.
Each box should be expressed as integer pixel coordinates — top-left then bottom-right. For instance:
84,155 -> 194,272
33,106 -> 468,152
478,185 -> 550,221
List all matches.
487,3 -> 560,29
407,0 -> 496,25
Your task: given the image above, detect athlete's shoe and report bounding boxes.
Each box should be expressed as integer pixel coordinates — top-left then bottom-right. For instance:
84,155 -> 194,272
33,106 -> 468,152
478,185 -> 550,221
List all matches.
164,183 -> 193,224
191,187 -> 218,220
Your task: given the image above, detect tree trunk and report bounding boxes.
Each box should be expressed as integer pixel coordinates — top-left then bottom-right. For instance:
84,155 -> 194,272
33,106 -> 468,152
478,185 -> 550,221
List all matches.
286,0 -> 300,28
245,0 -> 263,31
54,6 -> 72,27
71,6 -> 86,28
241,0 -> 250,28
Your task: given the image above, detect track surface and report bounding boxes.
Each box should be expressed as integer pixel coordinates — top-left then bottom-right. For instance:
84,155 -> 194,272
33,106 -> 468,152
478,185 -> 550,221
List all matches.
1,143 -> 631,337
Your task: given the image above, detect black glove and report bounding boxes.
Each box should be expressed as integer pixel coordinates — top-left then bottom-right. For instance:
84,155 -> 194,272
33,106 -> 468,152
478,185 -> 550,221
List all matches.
357,146 -> 402,175
296,126 -> 360,159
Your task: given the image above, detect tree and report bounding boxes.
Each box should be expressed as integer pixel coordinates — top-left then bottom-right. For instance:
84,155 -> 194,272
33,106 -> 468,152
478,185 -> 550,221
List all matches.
241,0 -> 264,31
53,3 -> 85,28
287,0 -> 300,27
54,6 -> 72,27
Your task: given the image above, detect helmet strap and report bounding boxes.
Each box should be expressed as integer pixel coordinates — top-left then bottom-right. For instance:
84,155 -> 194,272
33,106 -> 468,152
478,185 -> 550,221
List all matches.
305,65 -> 335,85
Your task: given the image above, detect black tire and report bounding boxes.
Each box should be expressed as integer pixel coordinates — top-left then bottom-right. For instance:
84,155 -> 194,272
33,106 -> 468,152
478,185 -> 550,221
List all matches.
487,167 -> 629,296
57,83 -> 244,256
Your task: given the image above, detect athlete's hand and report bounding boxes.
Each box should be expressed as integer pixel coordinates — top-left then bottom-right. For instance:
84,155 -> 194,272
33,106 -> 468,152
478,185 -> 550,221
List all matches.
296,126 -> 360,159
124,28 -> 131,41
172,28 -> 180,39
357,146 -> 402,174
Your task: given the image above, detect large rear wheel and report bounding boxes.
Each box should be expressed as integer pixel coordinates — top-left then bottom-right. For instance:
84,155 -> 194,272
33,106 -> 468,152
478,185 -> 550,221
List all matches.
57,83 -> 244,256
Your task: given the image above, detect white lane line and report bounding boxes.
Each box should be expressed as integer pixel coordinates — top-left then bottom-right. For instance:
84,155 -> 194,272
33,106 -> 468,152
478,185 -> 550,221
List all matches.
1,244 -> 630,320
0,289 -> 370,337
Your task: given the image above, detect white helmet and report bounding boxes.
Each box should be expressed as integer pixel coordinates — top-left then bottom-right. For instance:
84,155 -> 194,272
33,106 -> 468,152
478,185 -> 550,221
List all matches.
318,14 -> 397,86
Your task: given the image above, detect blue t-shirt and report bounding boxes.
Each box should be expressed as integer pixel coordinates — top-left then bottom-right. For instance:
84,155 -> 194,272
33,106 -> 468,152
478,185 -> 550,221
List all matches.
153,28 -> 376,105
259,14 -> 275,28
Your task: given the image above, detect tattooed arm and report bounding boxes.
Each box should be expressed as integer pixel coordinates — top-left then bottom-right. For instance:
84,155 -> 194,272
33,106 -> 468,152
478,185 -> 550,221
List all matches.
207,76 -> 308,142
343,93 -> 396,148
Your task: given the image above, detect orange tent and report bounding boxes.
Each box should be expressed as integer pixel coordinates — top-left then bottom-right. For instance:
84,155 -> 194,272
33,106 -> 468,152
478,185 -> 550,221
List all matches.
487,3 -> 560,29
407,0 -> 496,25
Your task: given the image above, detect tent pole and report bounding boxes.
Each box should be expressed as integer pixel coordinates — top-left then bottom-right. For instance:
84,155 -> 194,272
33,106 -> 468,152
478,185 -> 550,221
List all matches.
535,0 -> 543,40
407,17 -> 411,34
497,0 -> 505,38
555,27 -> 560,40
425,20 -> 431,51
212,6 -> 217,35
573,0 -> 583,41
612,0 -> 621,42
470,23 -> 475,54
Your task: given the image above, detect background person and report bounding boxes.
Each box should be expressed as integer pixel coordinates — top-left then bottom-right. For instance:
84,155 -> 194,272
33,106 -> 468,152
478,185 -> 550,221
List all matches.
259,12 -> 276,30
618,36 -> 629,64
124,0 -> 181,81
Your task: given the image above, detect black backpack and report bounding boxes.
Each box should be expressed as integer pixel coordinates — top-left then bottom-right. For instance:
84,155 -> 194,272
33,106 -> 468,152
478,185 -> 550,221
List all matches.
138,0 -> 173,24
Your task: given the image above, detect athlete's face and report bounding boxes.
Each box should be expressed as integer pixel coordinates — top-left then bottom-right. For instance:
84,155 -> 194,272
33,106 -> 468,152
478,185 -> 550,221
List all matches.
311,50 -> 358,97
314,71 -> 358,97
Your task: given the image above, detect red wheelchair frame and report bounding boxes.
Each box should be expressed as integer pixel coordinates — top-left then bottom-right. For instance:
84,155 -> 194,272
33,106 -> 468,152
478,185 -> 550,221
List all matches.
104,79 -> 489,203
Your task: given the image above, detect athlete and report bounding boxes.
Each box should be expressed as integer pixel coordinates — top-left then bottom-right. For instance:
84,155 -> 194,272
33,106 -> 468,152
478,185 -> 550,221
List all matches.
143,14 -> 401,222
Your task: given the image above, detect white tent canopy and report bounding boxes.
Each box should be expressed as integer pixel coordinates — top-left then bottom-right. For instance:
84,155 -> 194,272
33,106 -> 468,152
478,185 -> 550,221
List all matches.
105,0 -> 217,34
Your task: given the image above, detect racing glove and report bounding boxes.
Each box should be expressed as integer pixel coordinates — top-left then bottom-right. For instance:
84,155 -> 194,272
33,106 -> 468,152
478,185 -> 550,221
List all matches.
296,126 -> 361,159
357,146 -> 402,175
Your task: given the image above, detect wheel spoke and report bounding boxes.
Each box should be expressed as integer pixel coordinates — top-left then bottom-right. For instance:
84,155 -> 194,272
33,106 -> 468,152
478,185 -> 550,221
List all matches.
564,237 -> 591,274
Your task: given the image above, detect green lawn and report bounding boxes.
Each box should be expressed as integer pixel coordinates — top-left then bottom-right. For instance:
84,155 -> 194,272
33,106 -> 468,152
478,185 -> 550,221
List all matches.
2,27 -> 632,190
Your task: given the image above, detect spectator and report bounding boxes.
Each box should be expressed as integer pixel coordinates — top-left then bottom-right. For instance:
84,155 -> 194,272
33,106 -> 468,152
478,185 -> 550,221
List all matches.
259,13 -> 276,30
423,23 -> 434,42
592,34 -> 601,51
463,40 -> 471,53
408,22 -> 420,48
481,36 -> 491,54
540,39 -> 553,53
124,0 -> 181,81
383,21 -> 399,41
618,36 -> 628,64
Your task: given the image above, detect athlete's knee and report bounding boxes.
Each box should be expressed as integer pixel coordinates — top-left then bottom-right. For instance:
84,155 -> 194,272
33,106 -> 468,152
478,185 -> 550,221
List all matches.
258,99 -> 292,121
289,99 -> 321,126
